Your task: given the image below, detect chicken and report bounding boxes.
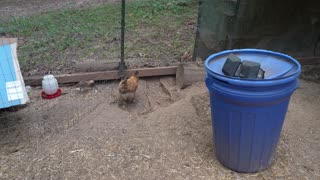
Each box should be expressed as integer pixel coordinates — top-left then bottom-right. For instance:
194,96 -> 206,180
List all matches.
118,71 -> 139,106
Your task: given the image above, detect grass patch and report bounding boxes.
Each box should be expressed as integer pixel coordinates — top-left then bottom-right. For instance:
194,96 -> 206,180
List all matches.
0,0 -> 197,72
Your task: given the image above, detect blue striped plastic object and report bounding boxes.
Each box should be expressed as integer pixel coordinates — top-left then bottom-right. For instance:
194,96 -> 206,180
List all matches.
205,49 -> 301,173
0,39 -> 29,109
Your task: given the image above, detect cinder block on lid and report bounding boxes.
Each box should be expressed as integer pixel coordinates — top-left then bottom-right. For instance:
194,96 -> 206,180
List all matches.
222,54 -> 241,76
239,60 -> 261,79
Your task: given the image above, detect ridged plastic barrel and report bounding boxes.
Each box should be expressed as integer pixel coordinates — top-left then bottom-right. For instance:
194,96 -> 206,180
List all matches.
205,49 -> 301,173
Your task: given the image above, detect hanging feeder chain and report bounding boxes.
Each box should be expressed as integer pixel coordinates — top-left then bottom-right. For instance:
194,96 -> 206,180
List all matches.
119,0 -> 126,79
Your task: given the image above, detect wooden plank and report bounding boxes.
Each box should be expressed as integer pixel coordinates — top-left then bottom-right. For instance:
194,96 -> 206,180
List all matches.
0,38 -> 17,46
25,66 -> 178,86
296,57 -> 320,65
176,63 -> 205,89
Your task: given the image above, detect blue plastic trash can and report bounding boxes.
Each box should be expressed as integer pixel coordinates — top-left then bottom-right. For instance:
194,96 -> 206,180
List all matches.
205,49 -> 301,173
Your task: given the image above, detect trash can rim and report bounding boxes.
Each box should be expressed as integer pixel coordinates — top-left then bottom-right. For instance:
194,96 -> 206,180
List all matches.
205,49 -> 301,87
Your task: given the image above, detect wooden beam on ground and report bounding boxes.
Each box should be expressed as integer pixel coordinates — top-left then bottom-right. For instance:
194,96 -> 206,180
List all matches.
296,57 -> 320,65
176,63 -> 205,89
25,66 -> 178,86
0,38 -> 17,46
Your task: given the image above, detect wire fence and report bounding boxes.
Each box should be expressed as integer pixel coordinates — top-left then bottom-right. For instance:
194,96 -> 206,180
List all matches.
0,0 -> 232,154
0,0 -> 197,75
0,0 -> 198,157
0,37 -> 118,153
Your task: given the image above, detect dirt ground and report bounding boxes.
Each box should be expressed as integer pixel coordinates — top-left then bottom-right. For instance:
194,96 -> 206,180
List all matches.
301,64 -> 320,83
0,77 -> 319,179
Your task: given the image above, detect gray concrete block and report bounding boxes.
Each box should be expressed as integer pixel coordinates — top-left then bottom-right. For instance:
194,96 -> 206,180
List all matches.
222,54 -> 242,76
239,60 -> 261,79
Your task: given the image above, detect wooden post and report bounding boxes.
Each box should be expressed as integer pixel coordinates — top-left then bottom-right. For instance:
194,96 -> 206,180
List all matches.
176,63 -> 205,89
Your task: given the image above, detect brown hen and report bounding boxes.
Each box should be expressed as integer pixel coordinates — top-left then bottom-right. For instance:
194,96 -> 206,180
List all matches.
118,71 -> 139,106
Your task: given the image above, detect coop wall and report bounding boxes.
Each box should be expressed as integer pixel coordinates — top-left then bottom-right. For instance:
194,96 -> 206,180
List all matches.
198,0 -> 320,59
